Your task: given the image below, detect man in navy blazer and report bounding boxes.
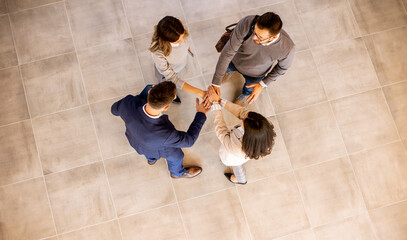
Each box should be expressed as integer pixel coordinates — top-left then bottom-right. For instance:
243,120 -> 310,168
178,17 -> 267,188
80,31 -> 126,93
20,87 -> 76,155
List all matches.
111,81 -> 208,178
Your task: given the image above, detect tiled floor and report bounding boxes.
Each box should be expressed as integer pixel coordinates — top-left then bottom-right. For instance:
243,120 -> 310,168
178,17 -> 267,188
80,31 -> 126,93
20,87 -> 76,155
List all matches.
0,0 -> 407,239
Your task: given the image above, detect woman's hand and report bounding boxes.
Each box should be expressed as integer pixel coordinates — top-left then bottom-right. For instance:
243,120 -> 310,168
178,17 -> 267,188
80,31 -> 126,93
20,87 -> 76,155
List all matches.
207,85 -> 221,103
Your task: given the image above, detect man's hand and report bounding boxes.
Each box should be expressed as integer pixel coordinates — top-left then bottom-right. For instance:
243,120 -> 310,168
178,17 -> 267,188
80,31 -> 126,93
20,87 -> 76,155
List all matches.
203,85 -> 220,108
246,83 -> 263,104
196,98 -> 210,114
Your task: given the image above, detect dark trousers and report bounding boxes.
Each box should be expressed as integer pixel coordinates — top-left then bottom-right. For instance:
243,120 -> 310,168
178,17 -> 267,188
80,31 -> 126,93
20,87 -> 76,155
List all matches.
226,61 -> 264,96
145,149 -> 186,177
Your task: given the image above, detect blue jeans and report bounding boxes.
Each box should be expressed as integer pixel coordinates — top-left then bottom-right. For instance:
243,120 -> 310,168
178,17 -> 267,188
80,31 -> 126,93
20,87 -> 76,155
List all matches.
227,61 -> 264,96
145,151 -> 186,177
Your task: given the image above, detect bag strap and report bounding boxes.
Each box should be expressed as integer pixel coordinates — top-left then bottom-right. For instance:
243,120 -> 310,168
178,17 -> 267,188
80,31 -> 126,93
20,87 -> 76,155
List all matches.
243,15 -> 259,42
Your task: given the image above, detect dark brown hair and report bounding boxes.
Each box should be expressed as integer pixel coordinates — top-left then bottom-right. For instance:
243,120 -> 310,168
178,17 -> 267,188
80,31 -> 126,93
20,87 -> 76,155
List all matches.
256,12 -> 283,36
147,81 -> 176,109
149,16 -> 189,57
242,112 -> 276,160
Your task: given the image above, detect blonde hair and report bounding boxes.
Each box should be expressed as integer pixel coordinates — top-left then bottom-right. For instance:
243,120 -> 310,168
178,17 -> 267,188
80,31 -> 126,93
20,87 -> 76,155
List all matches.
149,16 -> 189,57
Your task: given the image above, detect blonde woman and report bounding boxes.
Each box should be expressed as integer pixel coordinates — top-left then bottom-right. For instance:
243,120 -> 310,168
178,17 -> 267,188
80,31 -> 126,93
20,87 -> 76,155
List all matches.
150,16 -> 204,104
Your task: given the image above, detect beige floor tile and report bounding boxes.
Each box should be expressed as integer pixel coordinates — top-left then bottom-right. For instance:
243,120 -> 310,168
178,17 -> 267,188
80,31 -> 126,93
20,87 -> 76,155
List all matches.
181,0 -> 240,24
0,0 -> 6,14
21,53 -> 87,117
0,120 -> 41,186
349,0 -> 407,35
171,132 -> 233,201
274,229 -> 315,240
179,188 -> 250,240
0,66 -> 29,125
403,138 -> 407,151
312,38 -> 379,100
120,205 -> 186,240
299,0 -> 359,47
66,0 -> 131,50
59,221 -> 121,240
313,214 -> 376,240
369,200 -> 407,240
245,116 -> 292,181
0,15 -> 18,69
277,102 -> 346,168
238,173 -> 310,239
165,76 -> 214,134
122,0 -> 185,37
331,89 -> 399,153
267,50 -> 327,113
350,141 -> 407,209
0,178 -> 55,240
6,0 -> 62,12
104,152 -> 176,217
295,157 -> 365,226
383,81 -> 407,138
32,106 -> 101,175
133,34 -> 202,86
364,27 -> 407,85
43,237 -> 58,240
9,3 -> 74,64
90,97 -> 134,160
294,0 -> 336,13
237,0 -> 286,11
46,162 -> 115,233
77,39 -> 144,103
242,0 -> 309,51
188,13 -> 243,75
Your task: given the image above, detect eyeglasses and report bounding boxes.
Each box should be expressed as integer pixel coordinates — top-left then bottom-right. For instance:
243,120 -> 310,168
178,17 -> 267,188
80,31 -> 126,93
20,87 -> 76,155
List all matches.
253,31 -> 274,42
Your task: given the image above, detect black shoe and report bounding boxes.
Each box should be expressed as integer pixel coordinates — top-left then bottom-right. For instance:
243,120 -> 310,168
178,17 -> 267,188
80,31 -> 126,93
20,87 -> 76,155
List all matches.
224,173 -> 247,185
172,95 -> 181,104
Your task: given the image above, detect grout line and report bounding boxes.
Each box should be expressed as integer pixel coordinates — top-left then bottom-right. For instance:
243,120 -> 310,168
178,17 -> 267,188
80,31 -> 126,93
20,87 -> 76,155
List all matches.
63,2 -> 123,239
6,1 -> 63,14
168,173 -> 190,239
7,12 -> 59,237
402,0 -> 407,15
309,36 -> 381,239
345,0 -> 363,38
55,218 -> 119,237
361,24 -> 407,37
62,2 -> 125,239
117,202 -> 178,220
235,185 -> 254,240
17,50 -> 77,67
368,198 -> 407,212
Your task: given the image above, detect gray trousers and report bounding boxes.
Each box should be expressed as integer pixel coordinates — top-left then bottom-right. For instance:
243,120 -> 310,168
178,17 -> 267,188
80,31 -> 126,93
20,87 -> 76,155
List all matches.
232,164 -> 247,183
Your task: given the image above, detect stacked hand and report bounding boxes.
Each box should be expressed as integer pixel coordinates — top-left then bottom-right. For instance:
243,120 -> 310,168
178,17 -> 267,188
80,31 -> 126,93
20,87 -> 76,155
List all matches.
203,85 -> 220,108
196,98 -> 211,114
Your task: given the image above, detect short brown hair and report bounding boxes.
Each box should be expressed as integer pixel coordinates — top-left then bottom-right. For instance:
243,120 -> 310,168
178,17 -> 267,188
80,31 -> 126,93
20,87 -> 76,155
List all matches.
147,81 -> 176,109
242,112 -> 276,160
256,12 -> 283,36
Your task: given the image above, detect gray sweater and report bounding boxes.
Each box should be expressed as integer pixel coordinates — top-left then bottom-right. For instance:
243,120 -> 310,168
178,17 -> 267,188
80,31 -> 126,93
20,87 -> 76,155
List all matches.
212,15 -> 295,86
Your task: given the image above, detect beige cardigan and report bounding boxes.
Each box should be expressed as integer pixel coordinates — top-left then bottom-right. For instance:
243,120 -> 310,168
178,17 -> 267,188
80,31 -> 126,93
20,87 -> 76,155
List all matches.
214,100 -> 250,166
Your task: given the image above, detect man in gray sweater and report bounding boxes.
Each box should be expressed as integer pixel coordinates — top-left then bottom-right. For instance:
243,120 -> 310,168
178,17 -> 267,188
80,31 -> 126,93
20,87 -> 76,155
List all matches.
208,12 -> 295,104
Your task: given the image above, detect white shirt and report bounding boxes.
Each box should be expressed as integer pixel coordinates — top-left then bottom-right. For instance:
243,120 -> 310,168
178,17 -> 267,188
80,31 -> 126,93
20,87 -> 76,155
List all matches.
142,104 -> 162,119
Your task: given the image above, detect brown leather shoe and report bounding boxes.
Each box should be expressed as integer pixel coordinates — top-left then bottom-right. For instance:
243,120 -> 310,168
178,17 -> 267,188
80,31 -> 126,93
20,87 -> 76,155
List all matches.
147,159 -> 157,165
171,167 -> 202,179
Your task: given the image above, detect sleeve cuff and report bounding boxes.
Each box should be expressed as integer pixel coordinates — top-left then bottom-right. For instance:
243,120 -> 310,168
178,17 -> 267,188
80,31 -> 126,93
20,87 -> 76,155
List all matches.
211,83 -> 221,88
259,80 -> 267,88
211,102 -> 222,111
220,99 -> 228,107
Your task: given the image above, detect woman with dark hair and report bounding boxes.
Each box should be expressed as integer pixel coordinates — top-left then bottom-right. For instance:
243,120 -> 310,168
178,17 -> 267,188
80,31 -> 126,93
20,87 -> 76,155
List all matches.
208,87 -> 276,184
150,16 -> 204,104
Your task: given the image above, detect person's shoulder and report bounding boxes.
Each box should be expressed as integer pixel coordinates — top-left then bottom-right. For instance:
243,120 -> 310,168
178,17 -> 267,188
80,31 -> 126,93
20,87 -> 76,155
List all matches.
237,15 -> 257,31
279,29 -> 295,49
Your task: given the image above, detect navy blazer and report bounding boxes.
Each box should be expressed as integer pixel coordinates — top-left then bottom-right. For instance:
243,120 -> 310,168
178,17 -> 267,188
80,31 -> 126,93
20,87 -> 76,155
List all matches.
111,85 -> 207,159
